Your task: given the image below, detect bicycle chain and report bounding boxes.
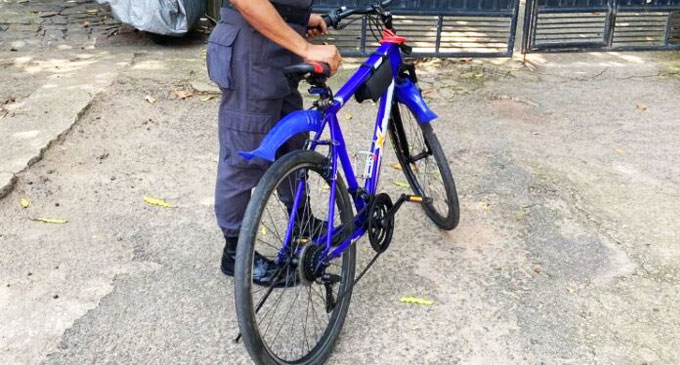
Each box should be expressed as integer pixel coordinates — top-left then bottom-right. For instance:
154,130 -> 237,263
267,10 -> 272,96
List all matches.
324,194 -> 395,312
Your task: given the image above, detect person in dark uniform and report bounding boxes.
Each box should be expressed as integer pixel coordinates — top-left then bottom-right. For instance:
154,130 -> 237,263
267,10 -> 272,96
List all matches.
206,0 -> 341,285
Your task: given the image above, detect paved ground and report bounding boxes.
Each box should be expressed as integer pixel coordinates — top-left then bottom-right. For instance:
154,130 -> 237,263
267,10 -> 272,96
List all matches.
2,1 -> 680,364
0,0 -> 116,196
0,0 -> 122,50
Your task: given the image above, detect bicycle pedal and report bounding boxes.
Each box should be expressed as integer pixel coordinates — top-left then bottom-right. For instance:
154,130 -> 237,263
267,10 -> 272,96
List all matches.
407,195 -> 423,202
405,195 -> 432,204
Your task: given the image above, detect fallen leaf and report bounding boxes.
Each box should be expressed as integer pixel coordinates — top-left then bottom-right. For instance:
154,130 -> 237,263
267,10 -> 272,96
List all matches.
636,104 -> 647,111
399,296 -> 434,306
321,184 -> 330,192
391,163 -> 402,170
613,148 -> 625,155
143,195 -> 174,208
260,226 -> 267,235
144,95 -> 156,104
190,81 -> 220,95
473,73 -> 484,78
20,197 -> 30,208
566,285 -> 575,293
533,266 -> 542,274
173,89 -> 193,99
32,217 -> 68,224
344,113 -> 353,121
392,181 -> 410,189
200,95 -> 216,102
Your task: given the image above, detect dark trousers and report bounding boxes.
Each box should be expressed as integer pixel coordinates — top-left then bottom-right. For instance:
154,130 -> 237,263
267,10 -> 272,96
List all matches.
207,8 -> 308,238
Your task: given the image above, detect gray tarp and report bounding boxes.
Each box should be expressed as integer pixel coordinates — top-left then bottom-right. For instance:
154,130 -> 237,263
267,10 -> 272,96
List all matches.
96,0 -> 206,36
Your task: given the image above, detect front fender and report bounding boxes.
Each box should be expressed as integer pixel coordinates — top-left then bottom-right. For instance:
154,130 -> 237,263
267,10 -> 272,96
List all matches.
238,110 -> 323,162
394,78 -> 437,123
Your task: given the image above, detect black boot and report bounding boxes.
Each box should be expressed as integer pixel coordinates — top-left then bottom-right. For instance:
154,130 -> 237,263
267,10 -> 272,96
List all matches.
220,236 -> 238,277
220,236 -> 298,288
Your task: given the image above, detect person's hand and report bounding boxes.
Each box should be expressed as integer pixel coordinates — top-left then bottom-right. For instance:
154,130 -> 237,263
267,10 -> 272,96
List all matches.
306,14 -> 327,38
303,44 -> 341,76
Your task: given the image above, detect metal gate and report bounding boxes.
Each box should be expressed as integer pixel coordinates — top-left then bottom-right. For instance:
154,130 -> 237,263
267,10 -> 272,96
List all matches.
313,0 -> 521,57
522,0 -> 680,52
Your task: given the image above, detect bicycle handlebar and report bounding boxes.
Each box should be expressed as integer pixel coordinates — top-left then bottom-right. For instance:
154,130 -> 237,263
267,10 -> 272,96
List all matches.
322,0 -> 394,29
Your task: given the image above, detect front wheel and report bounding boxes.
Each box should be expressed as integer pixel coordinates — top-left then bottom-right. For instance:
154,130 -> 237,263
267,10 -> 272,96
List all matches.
234,150 -> 356,365
389,103 -> 460,230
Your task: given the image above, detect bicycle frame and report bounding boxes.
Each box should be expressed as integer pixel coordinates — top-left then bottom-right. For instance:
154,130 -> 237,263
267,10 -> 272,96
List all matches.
241,35 -> 438,267
313,43 -> 403,262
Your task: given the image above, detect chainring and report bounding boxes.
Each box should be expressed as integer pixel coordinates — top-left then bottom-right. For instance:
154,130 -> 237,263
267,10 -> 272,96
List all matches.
367,193 -> 394,253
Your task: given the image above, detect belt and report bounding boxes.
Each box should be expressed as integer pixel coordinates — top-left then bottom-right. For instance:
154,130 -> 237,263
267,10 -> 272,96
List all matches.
222,1 -> 311,27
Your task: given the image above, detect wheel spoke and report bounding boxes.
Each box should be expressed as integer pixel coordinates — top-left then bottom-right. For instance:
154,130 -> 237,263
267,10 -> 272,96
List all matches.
240,157 -> 355,363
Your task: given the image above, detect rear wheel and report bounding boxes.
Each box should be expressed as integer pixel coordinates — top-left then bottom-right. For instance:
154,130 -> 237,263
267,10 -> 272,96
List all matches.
389,103 -> 460,230
235,150 -> 356,365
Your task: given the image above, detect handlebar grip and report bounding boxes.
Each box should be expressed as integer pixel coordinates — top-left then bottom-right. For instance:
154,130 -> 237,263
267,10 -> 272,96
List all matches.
322,14 -> 332,28
323,8 -> 343,29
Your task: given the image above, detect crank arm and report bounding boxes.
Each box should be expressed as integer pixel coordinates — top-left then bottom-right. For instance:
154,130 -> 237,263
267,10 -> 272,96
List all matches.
382,194 -> 432,223
324,282 -> 336,313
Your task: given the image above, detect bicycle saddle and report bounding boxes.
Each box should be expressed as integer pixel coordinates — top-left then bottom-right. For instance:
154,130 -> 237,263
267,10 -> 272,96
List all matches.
283,62 -> 331,78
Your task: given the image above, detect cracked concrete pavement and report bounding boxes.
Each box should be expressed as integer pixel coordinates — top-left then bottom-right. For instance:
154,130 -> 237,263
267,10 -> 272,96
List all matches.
2,1 -> 680,363
0,50 -> 133,199
0,0 -> 135,198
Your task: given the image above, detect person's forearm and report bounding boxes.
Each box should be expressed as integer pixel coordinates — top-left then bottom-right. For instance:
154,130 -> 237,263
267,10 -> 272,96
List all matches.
231,0 -> 310,58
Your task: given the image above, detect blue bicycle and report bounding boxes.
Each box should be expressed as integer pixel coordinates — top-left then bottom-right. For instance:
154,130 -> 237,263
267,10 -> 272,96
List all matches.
234,1 -> 459,363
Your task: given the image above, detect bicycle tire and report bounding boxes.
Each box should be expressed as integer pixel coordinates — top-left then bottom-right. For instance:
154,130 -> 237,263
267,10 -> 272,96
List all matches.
235,150 -> 356,365
389,103 -> 460,230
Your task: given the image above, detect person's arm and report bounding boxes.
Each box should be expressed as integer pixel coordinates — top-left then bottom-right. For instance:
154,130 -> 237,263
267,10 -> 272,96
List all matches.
231,0 -> 341,75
